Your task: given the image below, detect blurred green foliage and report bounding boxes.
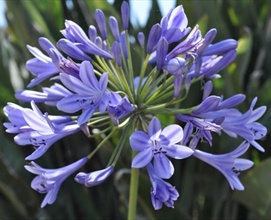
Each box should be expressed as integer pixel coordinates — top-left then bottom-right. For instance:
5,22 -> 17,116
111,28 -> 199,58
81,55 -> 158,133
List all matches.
0,0 -> 271,219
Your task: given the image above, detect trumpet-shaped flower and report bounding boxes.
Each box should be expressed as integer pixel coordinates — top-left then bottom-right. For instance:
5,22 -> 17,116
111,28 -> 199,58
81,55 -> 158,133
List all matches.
193,142 -> 253,190
57,61 -> 109,125
26,37 -> 64,88
75,166 -> 114,187
4,101 -> 81,160
130,117 -> 193,179
25,157 -> 87,207
146,163 -> 179,210
15,83 -> 73,106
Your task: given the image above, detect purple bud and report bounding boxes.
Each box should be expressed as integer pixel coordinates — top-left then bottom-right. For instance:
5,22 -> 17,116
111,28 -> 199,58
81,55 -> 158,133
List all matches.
156,37 -> 168,70
121,1 -> 130,30
95,9 -> 107,40
203,50 -> 237,77
192,95 -> 221,115
202,39 -> 238,56
147,24 -> 162,54
203,81 -> 213,100
112,41 -> 122,66
165,57 -> 186,75
137,32 -> 145,48
88,25 -> 97,42
75,166 -> 114,187
95,36 -> 103,48
120,31 -> 128,59
197,28 -> 217,55
109,16 -> 120,42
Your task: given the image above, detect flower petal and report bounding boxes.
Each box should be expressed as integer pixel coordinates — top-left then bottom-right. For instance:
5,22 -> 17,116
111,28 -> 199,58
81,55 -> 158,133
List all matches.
164,144 -> 194,159
160,124 -> 183,145
148,117 -> 162,140
132,149 -> 152,168
153,154 -> 174,179
129,131 -> 151,151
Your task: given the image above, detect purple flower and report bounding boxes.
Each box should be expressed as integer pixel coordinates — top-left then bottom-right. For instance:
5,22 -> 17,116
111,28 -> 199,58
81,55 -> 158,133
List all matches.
107,92 -> 135,125
219,97 -> 267,152
25,157 -> 87,207
130,117 -> 193,179
60,20 -> 112,59
160,5 -> 190,43
57,39 -> 91,61
26,37 -> 63,88
147,163 -> 179,210
5,101 -> 81,160
57,61 -> 109,125
3,103 -> 30,133
15,83 -> 73,106
75,166 -> 114,187
193,142 -> 253,190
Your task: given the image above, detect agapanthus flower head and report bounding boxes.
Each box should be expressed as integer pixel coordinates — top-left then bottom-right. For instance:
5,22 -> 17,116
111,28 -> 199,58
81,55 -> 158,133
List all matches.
25,157 -> 87,207
130,117 -> 193,179
3,0 -> 268,214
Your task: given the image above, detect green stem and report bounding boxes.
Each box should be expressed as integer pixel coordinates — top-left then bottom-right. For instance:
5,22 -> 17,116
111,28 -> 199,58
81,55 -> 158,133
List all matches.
128,150 -> 140,220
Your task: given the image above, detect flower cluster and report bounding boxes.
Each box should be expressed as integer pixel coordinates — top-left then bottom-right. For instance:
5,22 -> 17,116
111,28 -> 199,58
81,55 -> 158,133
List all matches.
3,1 -> 267,211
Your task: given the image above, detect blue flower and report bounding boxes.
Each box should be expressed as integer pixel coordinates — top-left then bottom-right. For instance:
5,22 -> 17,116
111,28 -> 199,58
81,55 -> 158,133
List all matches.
219,97 -> 267,152
177,82 -> 267,151
146,163 -> 179,210
193,142 -> 253,190
60,20 -> 112,59
25,157 -> 87,207
57,61 -> 109,125
107,92 -> 135,125
160,5 -> 190,44
15,83 -> 73,106
26,37 -> 63,88
130,117 -> 193,179
75,166 -> 114,187
4,101 -> 81,160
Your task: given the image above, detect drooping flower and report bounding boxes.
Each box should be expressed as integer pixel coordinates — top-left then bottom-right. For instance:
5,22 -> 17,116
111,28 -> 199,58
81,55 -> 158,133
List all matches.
25,157 -> 87,207
75,166 -> 114,187
57,61 -> 109,125
4,101 -> 81,160
146,163 -> 179,210
193,142 -> 253,190
130,117 -> 193,179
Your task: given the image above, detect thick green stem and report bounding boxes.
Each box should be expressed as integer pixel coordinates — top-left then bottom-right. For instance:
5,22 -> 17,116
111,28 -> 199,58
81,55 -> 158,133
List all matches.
127,150 -> 140,220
